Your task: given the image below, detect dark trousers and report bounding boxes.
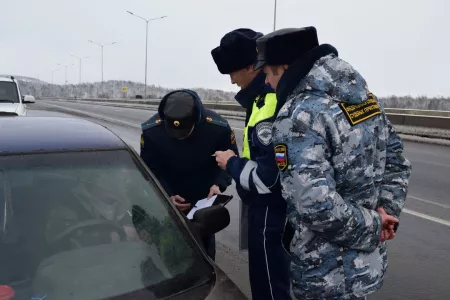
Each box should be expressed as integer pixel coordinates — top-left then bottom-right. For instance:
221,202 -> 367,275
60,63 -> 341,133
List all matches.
248,205 -> 291,300
202,234 -> 216,261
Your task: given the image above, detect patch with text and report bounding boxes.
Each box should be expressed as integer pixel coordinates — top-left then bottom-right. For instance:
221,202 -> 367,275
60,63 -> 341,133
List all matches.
339,94 -> 382,126
275,144 -> 288,171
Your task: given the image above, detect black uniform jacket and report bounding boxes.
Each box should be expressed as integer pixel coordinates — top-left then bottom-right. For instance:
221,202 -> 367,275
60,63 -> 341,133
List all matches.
140,97 -> 238,206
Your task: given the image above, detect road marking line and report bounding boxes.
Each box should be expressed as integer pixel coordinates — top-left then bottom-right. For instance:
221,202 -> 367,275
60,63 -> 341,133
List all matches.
403,156 -> 450,169
403,208 -> 450,227
408,195 -> 450,209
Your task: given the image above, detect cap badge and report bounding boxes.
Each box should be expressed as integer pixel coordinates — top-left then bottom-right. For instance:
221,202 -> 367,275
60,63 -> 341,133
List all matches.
173,120 -> 180,127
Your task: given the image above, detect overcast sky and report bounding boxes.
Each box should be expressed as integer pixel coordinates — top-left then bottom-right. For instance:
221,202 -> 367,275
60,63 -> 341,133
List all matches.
1,0 -> 448,96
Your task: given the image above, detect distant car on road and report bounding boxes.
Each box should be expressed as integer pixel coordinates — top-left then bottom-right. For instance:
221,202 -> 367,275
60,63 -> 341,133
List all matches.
0,76 -> 27,116
0,116 -> 247,300
135,94 -> 143,99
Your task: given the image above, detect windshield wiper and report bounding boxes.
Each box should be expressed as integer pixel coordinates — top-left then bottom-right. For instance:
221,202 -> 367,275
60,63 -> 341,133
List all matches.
0,99 -> 16,103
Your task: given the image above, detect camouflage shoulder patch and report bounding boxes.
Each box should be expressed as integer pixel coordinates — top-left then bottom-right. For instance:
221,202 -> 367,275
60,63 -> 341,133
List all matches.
230,129 -> 236,145
339,93 -> 382,126
275,144 -> 288,171
141,114 -> 162,130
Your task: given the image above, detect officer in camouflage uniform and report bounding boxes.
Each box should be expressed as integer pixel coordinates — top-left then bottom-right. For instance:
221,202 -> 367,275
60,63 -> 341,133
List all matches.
254,27 -> 412,300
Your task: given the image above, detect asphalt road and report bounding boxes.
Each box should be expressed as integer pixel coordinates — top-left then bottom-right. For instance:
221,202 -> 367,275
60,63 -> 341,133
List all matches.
29,100 -> 450,300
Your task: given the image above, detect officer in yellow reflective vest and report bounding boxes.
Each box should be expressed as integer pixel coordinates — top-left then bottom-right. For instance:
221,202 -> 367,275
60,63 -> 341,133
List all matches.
211,29 -> 291,300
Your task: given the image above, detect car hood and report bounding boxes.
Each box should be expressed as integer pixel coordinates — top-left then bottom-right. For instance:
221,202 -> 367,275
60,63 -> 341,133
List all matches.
0,103 -> 19,114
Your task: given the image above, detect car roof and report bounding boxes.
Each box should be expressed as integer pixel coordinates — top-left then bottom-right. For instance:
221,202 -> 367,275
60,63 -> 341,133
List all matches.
0,117 -> 128,154
0,77 -> 14,83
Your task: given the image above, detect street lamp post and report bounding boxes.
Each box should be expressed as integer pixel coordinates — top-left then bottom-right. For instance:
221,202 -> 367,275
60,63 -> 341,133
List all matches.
127,11 -> 167,99
61,64 -> 74,85
88,40 -> 116,95
51,69 -> 60,84
273,0 -> 277,31
69,53 -> 90,84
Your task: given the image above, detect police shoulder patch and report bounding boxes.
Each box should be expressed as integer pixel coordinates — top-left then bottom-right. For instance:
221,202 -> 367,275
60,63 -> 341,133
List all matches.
255,121 -> 273,146
275,144 -> 288,171
339,93 -> 382,126
140,134 -> 145,148
141,114 -> 162,130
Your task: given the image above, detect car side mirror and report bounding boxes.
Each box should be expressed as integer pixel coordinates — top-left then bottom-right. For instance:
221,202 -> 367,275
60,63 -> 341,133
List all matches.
23,95 -> 35,103
190,205 -> 230,238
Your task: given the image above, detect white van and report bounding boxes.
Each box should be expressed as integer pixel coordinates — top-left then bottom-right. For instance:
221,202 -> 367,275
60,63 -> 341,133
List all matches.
0,76 -> 27,116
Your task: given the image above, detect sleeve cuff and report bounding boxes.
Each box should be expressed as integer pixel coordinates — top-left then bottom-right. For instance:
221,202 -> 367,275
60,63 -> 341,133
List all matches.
213,180 -> 227,192
226,155 -> 239,174
370,208 -> 382,246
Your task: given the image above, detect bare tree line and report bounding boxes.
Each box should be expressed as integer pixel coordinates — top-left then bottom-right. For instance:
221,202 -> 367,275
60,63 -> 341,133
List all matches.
15,78 -> 236,103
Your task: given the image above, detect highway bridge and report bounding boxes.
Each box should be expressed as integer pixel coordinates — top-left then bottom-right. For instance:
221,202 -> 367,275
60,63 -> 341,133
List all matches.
30,100 -> 450,300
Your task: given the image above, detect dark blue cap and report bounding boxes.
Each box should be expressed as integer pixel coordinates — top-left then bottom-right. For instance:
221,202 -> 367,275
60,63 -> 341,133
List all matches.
254,27 -> 319,70
211,28 -> 263,74
160,90 -> 198,139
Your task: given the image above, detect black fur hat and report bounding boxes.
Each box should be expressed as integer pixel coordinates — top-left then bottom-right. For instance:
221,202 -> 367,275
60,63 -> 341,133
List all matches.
254,27 -> 319,70
211,28 -> 263,74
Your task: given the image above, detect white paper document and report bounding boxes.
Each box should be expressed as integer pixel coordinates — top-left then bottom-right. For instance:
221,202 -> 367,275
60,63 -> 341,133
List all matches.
186,195 -> 218,220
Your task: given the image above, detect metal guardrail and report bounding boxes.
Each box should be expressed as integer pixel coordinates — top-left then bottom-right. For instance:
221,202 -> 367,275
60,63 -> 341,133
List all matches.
386,114 -> 450,130
384,108 -> 450,117
38,97 -> 450,130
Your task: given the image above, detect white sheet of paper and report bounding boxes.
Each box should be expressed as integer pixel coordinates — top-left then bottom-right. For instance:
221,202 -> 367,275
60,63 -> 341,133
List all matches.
186,195 -> 218,220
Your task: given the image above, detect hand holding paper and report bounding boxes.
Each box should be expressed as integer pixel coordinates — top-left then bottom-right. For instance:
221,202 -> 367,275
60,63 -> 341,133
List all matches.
187,195 -> 218,220
208,184 -> 221,199
186,194 -> 233,220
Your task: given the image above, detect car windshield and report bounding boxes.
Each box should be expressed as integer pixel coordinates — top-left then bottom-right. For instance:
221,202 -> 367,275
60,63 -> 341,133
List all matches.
0,82 -> 19,103
0,150 -> 214,300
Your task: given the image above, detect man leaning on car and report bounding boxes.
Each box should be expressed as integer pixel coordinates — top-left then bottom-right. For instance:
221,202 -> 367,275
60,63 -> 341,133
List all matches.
140,89 -> 238,260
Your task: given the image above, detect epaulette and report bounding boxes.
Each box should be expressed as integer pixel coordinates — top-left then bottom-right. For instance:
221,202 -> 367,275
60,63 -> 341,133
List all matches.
204,111 -> 228,128
141,114 -> 163,130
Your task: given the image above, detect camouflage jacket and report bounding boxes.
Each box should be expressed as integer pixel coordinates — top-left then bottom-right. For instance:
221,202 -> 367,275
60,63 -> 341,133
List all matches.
272,49 -> 412,300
